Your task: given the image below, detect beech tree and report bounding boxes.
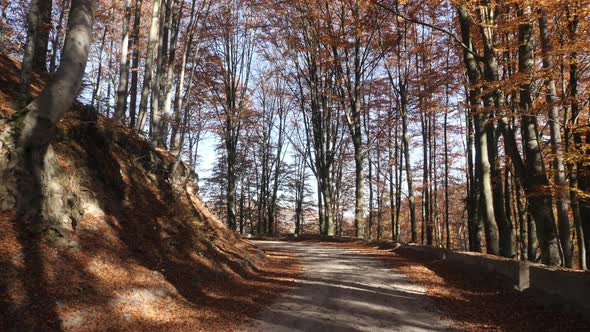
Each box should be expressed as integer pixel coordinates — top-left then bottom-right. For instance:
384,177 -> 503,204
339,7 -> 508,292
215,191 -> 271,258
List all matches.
210,0 -> 256,230
0,0 -> 8,45
32,0 -> 52,72
137,0 -> 161,132
18,0 -> 95,218
20,0 -> 53,94
20,0 -> 40,96
327,0 -> 386,239
113,0 -> 132,124
48,0 -> 70,73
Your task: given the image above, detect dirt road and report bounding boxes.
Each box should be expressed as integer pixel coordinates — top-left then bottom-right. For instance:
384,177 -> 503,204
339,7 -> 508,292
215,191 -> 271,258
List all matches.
246,241 -> 456,332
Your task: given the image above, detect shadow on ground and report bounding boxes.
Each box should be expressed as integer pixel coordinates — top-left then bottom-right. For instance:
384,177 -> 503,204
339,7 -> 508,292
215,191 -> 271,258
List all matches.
247,241 -> 456,332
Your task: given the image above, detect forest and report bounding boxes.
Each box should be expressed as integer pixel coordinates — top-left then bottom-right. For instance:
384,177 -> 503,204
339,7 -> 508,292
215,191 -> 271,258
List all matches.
2,0 -> 590,330
3,0 -> 590,270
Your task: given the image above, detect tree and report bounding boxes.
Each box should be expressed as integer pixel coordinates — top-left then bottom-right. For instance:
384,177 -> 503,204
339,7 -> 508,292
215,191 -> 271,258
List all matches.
137,0 -> 161,132
538,6 -> 571,267
20,0 -> 40,96
114,0 -> 133,124
381,10 -> 418,243
18,0 -> 95,219
32,0 -> 52,72
0,0 -> 8,45
328,0 -> 385,239
127,0 -> 143,129
48,0 -> 70,73
211,0 -> 256,230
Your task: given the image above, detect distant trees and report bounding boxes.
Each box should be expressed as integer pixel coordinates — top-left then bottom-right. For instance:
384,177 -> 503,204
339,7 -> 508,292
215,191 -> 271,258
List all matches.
252,72 -> 290,234
328,0 -> 385,239
210,0 -> 256,230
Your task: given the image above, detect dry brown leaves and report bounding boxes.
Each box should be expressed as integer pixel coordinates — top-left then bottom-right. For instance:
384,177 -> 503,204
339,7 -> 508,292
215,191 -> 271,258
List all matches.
0,212 -> 303,332
0,52 -> 47,117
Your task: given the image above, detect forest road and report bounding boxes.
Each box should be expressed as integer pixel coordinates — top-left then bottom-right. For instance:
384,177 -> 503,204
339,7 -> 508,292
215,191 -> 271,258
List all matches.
245,241 -> 457,332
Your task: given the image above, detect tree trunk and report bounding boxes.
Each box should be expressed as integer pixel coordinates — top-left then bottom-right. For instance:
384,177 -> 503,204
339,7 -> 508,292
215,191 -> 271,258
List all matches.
504,162 -> 514,257
368,155 -> 374,240
160,0 -> 182,146
401,89 -> 416,243
170,26 -> 193,151
150,0 -> 169,143
170,51 -> 188,151
137,0 -> 161,132
376,152 -> 383,241
0,1 -> 8,45
92,18 -> 109,111
570,167 -> 587,270
270,106 -> 286,235
466,92 -> 481,252
566,9 -> 590,270
395,127 -> 402,241
226,146 -> 237,230
294,152 -> 305,237
49,0 -> 69,74
32,0 -> 52,72
354,139 -> 366,239
317,183 -> 324,235
444,94 -> 450,249
489,129 -> 513,257
517,8 -> 561,265
539,8 -> 572,267
239,178 -> 245,234
526,201 -> 539,261
430,109 -> 438,246
104,33 -> 115,118
420,104 -> 431,245
474,111 -> 500,255
513,174 -> 527,260
457,4 -> 489,253
21,0 -> 40,96
114,0 -> 133,124
388,100 -> 396,241
128,0 -> 143,129
322,180 -> 335,237
18,0 -> 95,219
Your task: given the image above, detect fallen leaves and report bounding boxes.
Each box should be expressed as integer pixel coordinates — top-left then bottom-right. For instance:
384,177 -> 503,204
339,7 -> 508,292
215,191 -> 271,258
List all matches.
0,213 -> 303,332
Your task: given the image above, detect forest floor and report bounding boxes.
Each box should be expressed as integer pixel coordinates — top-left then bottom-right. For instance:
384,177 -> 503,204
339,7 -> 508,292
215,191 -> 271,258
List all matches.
0,210 -> 304,331
247,239 -> 590,332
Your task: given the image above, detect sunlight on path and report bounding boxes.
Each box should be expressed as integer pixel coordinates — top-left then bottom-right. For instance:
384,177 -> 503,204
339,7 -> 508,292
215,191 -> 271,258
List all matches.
245,241 -> 457,332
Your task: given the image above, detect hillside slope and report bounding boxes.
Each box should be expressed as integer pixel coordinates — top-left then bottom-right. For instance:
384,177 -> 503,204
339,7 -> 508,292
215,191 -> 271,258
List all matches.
0,53 -> 300,331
